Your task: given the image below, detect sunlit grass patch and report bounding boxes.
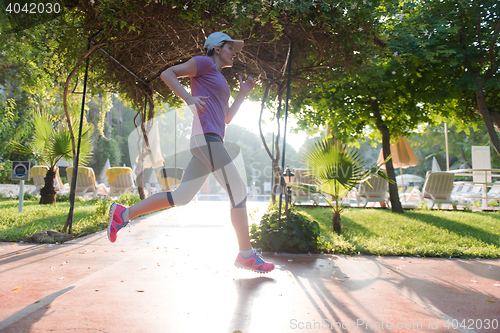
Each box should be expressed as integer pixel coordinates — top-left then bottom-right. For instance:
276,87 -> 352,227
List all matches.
299,207 -> 500,258
0,198 -> 102,241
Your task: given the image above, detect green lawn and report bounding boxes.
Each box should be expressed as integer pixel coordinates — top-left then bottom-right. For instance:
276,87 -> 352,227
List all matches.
299,207 -> 500,258
0,198 -> 109,242
0,193 -> 147,242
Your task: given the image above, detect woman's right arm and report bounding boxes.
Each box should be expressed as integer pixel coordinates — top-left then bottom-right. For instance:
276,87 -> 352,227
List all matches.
160,58 -> 208,113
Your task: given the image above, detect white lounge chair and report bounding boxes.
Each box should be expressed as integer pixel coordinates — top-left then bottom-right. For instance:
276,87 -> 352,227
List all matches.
419,172 -> 455,208
106,167 -> 135,197
345,188 -> 359,207
66,166 -> 108,198
31,165 -> 48,195
400,187 -> 423,209
289,169 -> 320,205
355,173 -> 390,208
451,184 -> 485,204
450,184 -> 463,198
157,167 -> 184,192
487,183 -> 500,199
31,166 -> 70,196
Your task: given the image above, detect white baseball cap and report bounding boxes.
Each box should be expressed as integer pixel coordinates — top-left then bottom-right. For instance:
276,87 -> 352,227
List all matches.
204,32 -> 243,53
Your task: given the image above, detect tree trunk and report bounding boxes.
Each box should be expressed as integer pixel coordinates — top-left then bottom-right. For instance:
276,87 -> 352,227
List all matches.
371,100 -> 404,213
257,82 -> 282,205
271,131 -> 282,205
135,91 -> 155,200
135,134 -> 146,200
39,168 -> 57,205
271,160 -> 281,204
271,177 -> 279,204
135,116 -> 146,200
136,171 -> 146,199
489,109 -> 500,132
460,147 -> 471,168
476,81 -> 500,155
332,211 -> 341,235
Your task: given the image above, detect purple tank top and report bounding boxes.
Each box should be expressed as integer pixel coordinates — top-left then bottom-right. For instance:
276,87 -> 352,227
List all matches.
190,56 -> 231,140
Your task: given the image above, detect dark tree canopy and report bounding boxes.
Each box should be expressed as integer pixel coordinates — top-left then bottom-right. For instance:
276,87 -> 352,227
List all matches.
61,0 -> 381,109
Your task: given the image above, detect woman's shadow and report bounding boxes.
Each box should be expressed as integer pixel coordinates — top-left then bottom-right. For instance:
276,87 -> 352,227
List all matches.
226,276 -> 276,332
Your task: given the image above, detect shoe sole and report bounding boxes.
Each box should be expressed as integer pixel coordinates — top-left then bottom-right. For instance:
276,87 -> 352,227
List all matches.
234,261 -> 273,274
107,203 -> 117,243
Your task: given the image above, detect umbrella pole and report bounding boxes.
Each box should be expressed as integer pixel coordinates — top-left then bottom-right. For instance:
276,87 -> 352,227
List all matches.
400,167 -> 407,202
445,122 -> 450,171
175,109 -> 177,188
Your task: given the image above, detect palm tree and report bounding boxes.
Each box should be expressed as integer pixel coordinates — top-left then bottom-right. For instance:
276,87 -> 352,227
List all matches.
292,139 -> 389,234
10,114 -> 92,204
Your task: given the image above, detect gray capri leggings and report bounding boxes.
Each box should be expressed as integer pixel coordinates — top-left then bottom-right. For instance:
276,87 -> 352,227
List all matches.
166,133 -> 247,208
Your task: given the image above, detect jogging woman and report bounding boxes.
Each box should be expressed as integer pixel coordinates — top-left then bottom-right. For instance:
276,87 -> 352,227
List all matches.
107,32 -> 274,273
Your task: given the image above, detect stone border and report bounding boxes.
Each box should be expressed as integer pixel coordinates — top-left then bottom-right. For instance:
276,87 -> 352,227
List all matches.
0,184 -> 37,198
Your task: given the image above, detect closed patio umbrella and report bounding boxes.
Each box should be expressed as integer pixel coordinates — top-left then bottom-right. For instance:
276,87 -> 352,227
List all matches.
99,159 -> 111,186
377,136 -> 418,169
139,122 -> 164,169
432,157 -> 442,172
377,136 -> 419,200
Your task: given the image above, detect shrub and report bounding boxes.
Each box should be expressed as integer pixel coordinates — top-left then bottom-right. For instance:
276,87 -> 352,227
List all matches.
73,193 -> 141,237
12,191 -> 36,201
115,192 -> 141,206
56,192 -> 141,209
23,191 -> 35,201
94,197 -> 113,217
0,161 -> 12,184
88,193 -> 140,220
54,194 -> 87,203
471,200 -> 482,209
250,204 -> 321,253
56,194 -> 70,202
488,200 -> 499,208
415,201 -> 429,210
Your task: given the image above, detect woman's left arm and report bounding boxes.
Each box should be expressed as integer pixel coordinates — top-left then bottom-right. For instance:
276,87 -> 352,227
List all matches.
225,76 -> 255,124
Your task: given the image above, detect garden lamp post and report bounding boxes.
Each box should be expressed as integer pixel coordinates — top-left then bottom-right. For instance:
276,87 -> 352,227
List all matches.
283,166 -> 295,206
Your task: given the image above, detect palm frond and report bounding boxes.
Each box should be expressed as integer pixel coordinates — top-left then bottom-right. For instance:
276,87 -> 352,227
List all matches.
302,139 -> 367,191
71,122 -> 94,166
318,179 -> 349,198
8,141 -> 35,156
33,114 -> 53,151
288,183 -> 320,194
46,130 -> 73,169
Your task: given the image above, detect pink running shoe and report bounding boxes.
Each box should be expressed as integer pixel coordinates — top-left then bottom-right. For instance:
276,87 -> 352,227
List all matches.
234,250 -> 274,273
107,203 -> 129,243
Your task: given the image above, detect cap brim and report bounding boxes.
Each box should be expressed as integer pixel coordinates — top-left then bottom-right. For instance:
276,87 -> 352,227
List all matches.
227,39 -> 243,52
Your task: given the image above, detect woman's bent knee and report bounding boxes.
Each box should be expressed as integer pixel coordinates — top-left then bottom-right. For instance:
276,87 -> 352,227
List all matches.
170,191 -> 196,206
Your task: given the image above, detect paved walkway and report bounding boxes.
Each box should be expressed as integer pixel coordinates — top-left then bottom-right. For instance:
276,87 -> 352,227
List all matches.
0,201 -> 499,333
